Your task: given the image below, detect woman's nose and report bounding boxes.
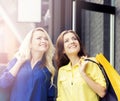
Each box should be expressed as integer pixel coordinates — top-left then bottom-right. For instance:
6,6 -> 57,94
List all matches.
41,38 -> 46,43
69,39 -> 74,43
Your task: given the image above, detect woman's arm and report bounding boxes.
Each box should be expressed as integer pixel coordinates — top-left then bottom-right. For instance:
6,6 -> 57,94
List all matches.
79,61 -> 106,98
0,55 -> 27,88
9,54 -> 28,77
0,58 -> 17,88
9,60 -> 24,77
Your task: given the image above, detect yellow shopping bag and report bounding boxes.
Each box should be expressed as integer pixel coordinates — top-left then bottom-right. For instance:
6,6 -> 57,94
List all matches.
96,53 -> 120,101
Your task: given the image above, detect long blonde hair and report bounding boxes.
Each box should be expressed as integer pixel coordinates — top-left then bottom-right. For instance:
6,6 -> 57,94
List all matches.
15,27 -> 55,83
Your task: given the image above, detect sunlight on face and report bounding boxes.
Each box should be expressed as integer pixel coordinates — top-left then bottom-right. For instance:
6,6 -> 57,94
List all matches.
31,30 -> 49,53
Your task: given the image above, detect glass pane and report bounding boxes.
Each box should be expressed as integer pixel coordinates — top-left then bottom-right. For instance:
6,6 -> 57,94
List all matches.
81,9 -> 104,56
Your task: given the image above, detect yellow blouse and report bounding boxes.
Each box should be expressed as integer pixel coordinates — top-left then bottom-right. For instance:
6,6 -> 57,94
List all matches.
56,57 -> 106,101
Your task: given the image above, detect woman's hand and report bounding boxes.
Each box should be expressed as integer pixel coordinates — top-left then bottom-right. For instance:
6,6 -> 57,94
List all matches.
17,53 -> 30,64
9,53 -> 30,77
79,56 -> 88,74
79,61 -> 89,74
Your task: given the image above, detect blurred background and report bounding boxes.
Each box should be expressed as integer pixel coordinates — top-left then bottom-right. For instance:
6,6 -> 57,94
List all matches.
1,0 -> 120,74
0,0 -> 51,72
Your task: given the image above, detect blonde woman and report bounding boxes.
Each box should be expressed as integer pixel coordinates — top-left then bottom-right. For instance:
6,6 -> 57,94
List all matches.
0,27 -> 55,101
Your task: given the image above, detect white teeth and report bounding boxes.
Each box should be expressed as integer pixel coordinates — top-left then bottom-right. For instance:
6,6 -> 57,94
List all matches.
69,45 -> 77,48
40,43 -> 46,46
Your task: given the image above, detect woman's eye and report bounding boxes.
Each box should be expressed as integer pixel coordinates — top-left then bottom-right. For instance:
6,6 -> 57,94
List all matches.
44,37 -> 48,41
37,37 -> 41,40
64,39 -> 69,43
72,37 -> 77,40
36,37 -> 48,41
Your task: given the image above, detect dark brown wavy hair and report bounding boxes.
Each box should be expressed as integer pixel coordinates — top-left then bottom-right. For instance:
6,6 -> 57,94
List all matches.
54,30 -> 87,69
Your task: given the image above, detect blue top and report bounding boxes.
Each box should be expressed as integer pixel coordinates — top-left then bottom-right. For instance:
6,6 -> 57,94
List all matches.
0,58 -> 55,101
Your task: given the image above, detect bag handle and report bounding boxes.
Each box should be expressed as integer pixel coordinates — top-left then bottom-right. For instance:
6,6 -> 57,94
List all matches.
84,59 -> 109,88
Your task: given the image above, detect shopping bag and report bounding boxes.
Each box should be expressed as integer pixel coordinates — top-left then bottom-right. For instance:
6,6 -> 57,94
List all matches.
96,53 -> 120,101
85,58 -> 117,101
